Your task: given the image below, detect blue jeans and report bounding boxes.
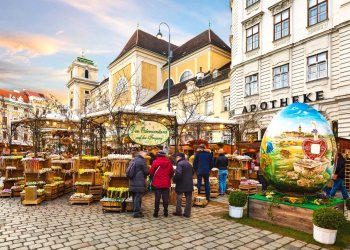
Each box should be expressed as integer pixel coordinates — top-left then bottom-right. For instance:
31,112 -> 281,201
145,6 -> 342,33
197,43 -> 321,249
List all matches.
219,170 -> 228,194
197,173 -> 210,201
329,178 -> 349,199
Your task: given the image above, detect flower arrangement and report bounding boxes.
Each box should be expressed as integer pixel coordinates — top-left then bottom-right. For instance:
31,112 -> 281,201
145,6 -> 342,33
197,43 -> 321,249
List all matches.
240,179 -> 259,185
73,156 -> 100,161
51,166 -> 62,171
78,169 -> 96,175
39,168 -> 51,174
26,182 -> 37,186
6,166 -> 17,170
107,187 -> 129,199
1,189 -> 11,193
70,193 -> 93,199
21,158 -> 45,161
6,177 -> 24,181
74,181 -> 92,186
1,156 -> 23,160
53,177 -> 62,181
107,154 -> 133,160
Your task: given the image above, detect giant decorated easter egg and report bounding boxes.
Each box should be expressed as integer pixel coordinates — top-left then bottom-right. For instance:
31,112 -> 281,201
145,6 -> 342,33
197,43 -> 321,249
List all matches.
260,103 -> 336,194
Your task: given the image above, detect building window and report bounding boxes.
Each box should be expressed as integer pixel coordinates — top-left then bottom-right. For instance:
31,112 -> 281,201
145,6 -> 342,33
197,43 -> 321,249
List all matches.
84,90 -> 90,95
223,96 -> 230,111
2,132 -> 6,140
14,106 -> 18,111
274,9 -> 290,40
179,71 -> 193,82
2,116 -> 7,125
24,133 -> 28,141
205,100 -> 214,115
246,24 -> 259,52
163,79 -> 174,89
245,74 -> 258,96
115,77 -> 128,94
307,52 -> 327,81
308,0 -> 327,26
247,0 -> 259,8
14,133 -> 18,141
84,69 -> 89,79
273,64 -> 289,89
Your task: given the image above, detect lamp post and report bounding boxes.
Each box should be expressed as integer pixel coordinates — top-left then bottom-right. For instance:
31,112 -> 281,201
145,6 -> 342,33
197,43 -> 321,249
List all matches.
156,22 -> 172,112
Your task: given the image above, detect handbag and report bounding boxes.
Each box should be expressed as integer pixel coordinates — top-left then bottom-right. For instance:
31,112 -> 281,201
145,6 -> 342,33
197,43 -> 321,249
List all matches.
149,166 -> 160,191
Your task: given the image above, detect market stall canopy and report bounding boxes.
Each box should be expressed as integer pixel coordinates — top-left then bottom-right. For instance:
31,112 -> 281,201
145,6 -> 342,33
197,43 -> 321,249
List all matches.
84,105 -> 177,125
177,115 -> 236,125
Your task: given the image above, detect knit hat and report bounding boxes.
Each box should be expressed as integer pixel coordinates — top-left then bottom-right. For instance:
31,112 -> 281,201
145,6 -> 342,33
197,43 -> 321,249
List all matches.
175,153 -> 185,159
157,150 -> 167,156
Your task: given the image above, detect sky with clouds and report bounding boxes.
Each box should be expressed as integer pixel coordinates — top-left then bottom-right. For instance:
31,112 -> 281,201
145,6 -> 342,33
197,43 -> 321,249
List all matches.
0,0 -> 231,103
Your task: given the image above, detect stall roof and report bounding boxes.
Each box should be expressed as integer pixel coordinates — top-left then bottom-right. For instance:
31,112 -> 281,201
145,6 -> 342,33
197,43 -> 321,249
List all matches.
178,115 -> 236,125
85,105 -> 177,118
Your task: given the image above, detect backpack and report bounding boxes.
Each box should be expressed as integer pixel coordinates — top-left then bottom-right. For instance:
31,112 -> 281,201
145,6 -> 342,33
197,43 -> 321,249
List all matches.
126,159 -> 137,179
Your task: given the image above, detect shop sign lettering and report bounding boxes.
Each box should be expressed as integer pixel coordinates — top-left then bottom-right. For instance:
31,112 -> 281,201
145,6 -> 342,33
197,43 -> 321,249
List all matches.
128,121 -> 169,146
242,91 -> 324,113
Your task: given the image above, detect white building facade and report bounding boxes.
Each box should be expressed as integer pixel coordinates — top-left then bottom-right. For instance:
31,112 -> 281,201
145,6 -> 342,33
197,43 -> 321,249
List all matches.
230,0 -> 350,140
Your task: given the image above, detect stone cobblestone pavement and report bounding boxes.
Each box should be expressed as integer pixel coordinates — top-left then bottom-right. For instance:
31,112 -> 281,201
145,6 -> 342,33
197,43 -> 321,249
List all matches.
0,194 -> 344,250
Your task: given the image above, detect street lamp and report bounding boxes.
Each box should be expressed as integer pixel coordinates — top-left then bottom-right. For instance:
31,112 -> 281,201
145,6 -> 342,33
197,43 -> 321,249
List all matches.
156,22 -> 172,112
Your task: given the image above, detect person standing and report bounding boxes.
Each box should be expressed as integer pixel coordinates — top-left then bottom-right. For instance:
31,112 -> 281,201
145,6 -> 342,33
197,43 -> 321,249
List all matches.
329,152 -> 349,200
128,151 -> 149,218
215,149 -> 228,195
193,144 -> 213,201
149,150 -> 174,218
173,153 -> 194,218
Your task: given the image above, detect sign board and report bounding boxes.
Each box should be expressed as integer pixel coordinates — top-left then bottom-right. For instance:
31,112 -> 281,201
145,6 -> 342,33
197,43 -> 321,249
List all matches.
128,121 -> 169,146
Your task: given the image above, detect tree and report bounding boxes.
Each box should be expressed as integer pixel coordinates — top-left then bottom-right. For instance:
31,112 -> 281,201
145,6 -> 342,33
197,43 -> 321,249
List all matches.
174,80 -> 214,149
234,110 -> 263,144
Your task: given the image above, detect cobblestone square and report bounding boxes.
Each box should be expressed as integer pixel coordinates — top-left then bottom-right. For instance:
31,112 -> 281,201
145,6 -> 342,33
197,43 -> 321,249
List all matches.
0,194 -> 337,250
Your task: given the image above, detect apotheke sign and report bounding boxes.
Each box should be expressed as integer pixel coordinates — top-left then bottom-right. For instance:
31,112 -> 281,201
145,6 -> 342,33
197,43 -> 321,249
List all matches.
128,120 -> 169,146
242,91 -> 324,113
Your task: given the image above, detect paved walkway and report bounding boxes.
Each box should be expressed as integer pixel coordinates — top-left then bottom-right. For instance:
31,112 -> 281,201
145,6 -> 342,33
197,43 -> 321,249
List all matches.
0,194 -> 344,250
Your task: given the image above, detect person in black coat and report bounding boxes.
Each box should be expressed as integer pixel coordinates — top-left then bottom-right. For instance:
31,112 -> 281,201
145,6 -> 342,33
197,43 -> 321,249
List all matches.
329,152 -> 349,199
128,151 -> 149,218
215,148 -> 228,195
173,153 -> 193,218
193,144 -> 213,201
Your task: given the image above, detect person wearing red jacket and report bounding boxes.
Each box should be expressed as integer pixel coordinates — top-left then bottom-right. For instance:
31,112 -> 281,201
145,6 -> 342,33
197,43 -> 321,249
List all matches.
149,150 -> 174,218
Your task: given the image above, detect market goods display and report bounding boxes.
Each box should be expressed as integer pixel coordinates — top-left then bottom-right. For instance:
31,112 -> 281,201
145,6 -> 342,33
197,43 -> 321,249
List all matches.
69,193 -> 93,205
260,103 -> 336,194
22,186 -> 45,205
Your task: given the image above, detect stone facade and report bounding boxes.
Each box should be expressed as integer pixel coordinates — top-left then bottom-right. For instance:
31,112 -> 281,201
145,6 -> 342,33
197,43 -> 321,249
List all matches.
230,0 -> 350,140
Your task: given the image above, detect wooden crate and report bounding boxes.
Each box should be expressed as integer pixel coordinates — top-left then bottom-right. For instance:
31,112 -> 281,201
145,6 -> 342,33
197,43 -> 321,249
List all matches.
109,177 -> 129,188
69,196 -> 93,205
75,185 -> 89,194
94,172 -> 103,186
110,159 -> 129,177
239,184 -> 257,195
22,195 -> 45,205
193,196 -> 208,207
89,185 -> 103,201
248,198 -> 345,233
0,192 -> 12,198
76,172 -> 95,185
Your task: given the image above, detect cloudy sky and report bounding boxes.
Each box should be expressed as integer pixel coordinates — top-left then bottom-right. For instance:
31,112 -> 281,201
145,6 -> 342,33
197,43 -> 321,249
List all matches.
0,0 -> 231,103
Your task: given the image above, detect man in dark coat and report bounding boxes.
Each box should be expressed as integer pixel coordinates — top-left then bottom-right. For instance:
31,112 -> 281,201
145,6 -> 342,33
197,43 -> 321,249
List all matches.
173,153 -> 193,218
193,144 -> 213,201
329,152 -> 349,199
128,151 -> 149,218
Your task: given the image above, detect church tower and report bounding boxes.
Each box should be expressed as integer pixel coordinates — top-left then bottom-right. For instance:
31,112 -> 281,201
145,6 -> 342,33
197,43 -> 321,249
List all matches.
67,54 -> 99,114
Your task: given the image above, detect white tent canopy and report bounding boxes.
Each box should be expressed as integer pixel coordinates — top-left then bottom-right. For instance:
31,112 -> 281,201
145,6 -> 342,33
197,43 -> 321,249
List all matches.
85,105 -> 176,118
177,115 -> 236,125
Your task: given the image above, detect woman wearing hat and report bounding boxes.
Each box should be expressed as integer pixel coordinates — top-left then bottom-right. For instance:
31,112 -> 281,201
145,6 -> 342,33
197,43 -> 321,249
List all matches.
149,150 -> 174,217
215,148 -> 228,195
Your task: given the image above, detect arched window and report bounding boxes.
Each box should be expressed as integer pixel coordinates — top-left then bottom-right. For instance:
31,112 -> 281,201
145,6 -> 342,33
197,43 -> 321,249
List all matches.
85,69 -> 89,79
163,79 -> 174,89
115,77 -> 128,94
179,70 -> 193,82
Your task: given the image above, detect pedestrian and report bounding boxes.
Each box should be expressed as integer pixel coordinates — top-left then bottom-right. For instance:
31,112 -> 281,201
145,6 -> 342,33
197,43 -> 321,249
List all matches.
328,152 -> 349,200
149,150 -> 174,218
215,148 -> 228,195
173,153 -> 194,218
127,151 -> 149,218
193,144 -> 213,201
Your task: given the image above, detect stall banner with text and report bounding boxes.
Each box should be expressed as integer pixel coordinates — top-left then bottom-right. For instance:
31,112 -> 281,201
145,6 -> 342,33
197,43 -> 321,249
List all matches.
128,121 -> 169,146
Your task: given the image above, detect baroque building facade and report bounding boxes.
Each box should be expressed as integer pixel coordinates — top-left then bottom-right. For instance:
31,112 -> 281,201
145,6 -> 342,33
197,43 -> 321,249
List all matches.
230,0 -> 350,140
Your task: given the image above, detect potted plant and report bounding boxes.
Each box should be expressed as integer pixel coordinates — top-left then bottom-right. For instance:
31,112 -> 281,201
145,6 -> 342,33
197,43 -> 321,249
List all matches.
228,190 -> 247,218
312,207 -> 347,245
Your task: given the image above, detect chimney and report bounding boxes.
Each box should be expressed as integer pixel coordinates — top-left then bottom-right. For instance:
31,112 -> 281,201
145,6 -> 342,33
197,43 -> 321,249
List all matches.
197,67 -> 204,80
